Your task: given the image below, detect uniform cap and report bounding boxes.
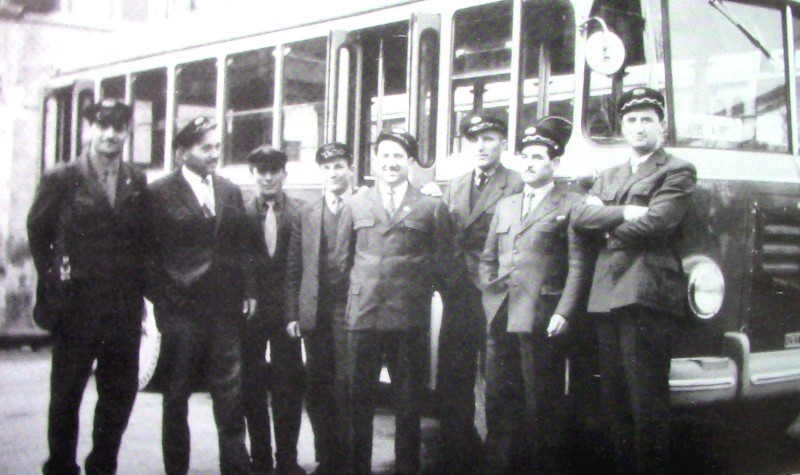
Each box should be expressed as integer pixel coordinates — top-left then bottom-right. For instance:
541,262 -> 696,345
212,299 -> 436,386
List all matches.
173,116 -> 216,150
460,114 -> 507,138
83,99 -> 132,128
246,145 -> 288,171
316,142 -> 352,165
376,128 -> 418,159
617,87 -> 666,119
518,116 -> 572,157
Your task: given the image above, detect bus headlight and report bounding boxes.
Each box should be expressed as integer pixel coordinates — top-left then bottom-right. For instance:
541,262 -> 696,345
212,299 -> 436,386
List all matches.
685,257 -> 725,319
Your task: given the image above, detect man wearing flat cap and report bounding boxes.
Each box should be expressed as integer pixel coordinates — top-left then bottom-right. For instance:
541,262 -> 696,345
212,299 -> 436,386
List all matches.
431,114 -> 523,472
334,129 -> 457,474
284,142 -> 354,475
242,145 -> 306,475
480,116 -> 591,474
28,99 -> 148,475
147,116 -> 257,474
571,87 -> 696,474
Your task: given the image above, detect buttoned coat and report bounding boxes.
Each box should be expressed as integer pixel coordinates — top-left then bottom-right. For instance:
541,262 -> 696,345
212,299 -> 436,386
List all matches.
571,147 -> 697,316
284,197 -> 346,331
334,184 -> 456,331
147,169 -> 257,318
28,153 -> 149,319
480,184 -> 592,333
445,164 -> 523,288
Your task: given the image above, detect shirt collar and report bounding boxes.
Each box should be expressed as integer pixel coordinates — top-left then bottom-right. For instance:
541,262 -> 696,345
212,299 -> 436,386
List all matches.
325,188 -> 351,209
379,180 -> 409,206
88,153 -> 120,180
182,166 -> 210,186
630,151 -> 655,170
523,181 -> 554,197
474,165 -> 498,179
258,191 -> 285,211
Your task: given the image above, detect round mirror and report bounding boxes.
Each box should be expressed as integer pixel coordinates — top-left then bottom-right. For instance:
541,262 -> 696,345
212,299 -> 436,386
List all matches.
585,30 -> 626,76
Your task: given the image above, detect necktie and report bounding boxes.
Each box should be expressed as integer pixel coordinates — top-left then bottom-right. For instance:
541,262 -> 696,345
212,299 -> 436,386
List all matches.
103,170 -> 116,207
522,191 -> 535,219
264,202 -> 277,258
386,188 -> 396,216
475,171 -> 488,189
330,195 -> 341,214
200,177 -> 215,217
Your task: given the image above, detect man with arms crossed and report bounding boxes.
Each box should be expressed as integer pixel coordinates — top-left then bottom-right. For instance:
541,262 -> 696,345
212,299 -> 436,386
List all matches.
147,117 -> 255,475
334,130 -> 456,475
284,143 -> 354,475
28,99 -> 148,475
571,88 -> 697,475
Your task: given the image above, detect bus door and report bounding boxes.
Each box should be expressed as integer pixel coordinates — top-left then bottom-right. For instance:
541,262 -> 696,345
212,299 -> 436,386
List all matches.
42,79 -> 95,169
327,13 -> 440,187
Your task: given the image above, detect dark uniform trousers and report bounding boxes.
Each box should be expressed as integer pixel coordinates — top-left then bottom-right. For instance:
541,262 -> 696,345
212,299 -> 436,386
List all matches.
46,284 -> 141,475
484,309 -> 568,475
346,328 -> 428,475
241,314 -> 305,473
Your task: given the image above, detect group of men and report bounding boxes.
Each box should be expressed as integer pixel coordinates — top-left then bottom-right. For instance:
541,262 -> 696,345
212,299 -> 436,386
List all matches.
28,85 -> 695,475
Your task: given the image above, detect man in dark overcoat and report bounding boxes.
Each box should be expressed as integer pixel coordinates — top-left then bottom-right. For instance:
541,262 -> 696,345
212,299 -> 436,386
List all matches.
28,99 -> 148,475
571,87 -> 697,475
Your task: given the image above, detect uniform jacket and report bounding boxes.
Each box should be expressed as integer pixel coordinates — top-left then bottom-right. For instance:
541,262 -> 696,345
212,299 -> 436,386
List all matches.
244,191 -> 304,323
479,184 -> 591,333
445,164 -> 523,288
334,184 -> 456,331
147,169 -> 257,318
571,147 -> 697,316
27,153 -> 149,315
284,197 -> 346,331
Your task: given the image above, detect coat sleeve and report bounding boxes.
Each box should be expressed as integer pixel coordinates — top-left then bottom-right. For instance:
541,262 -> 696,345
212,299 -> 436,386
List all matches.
332,200 -> 355,289
283,210 -> 304,324
554,196 -> 594,319
432,199 -> 458,296
570,172 -> 626,234
27,168 -> 67,277
144,186 -> 167,308
610,163 -> 697,243
478,209 -> 502,292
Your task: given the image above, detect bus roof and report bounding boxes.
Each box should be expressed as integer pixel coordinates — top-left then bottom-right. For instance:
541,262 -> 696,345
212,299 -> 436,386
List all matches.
56,0 -> 421,75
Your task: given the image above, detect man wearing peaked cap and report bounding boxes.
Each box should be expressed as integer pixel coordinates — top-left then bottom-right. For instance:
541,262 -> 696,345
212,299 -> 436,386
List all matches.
147,117 -> 257,474
434,114 -> 522,473
284,142 -> 354,474
480,116 -> 591,473
333,129 -> 457,474
28,97 -> 148,475
572,87 -> 696,474
243,144 -> 307,475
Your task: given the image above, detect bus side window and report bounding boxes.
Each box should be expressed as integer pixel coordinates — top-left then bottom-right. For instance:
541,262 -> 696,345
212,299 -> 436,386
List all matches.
175,58 -> 218,160
132,68 -> 167,168
283,38 -> 327,168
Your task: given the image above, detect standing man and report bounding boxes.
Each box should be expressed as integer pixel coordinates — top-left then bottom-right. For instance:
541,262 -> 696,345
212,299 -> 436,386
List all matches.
147,117 -> 255,475
334,130 -> 456,475
571,87 -> 696,475
284,143 -> 354,475
437,114 -> 523,472
479,117 -> 591,474
242,146 -> 306,475
28,99 -> 148,475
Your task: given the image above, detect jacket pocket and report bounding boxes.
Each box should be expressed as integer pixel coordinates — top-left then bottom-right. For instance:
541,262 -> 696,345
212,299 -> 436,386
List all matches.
354,218 -> 375,229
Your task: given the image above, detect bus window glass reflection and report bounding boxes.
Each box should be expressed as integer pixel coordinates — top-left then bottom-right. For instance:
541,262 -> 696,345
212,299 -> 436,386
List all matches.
175,59 -> 217,137
283,38 -> 327,165
132,68 -> 167,168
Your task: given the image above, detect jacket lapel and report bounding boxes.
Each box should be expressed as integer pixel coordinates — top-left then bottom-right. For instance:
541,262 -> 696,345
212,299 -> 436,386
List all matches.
113,163 -> 136,211
387,185 -> 421,230
617,148 -> 667,201
75,155 -> 114,211
172,170 -> 205,216
465,166 -> 509,229
450,172 -> 472,221
308,198 -> 324,259
368,186 -> 390,225
518,187 -> 563,234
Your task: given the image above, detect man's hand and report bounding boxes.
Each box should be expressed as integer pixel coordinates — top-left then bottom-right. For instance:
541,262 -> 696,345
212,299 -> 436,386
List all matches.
286,321 -> 301,338
242,298 -> 257,319
547,314 -> 568,337
584,195 -> 604,206
420,182 -> 443,197
623,205 -> 648,221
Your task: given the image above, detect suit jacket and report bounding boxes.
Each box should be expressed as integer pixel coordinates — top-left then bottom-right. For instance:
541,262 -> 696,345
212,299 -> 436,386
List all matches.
334,184 -> 456,331
27,153 -> 149,315
284,197 -> 346,331
479,184 -> 591,333
445,164 -> 523,288
571,147 -> 697,316
147,169 -> 256,318
244,191 -> 304,324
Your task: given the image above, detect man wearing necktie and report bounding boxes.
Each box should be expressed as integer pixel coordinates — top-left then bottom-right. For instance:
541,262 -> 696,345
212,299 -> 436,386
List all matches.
480,116 -> 591,474
435,114 -> 523,473
28,99 -> 149,475
243,146 -> 306,475
571,88 -> 697,475
284,143 -> 354,475
147,117 -> 256,475
334,130 -> 457,474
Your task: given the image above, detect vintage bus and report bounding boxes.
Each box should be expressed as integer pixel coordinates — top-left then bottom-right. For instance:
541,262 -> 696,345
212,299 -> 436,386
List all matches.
39,0 -> 800,417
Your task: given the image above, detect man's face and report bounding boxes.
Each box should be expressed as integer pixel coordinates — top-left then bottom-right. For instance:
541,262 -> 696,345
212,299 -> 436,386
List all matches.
320,158 -> 352,196
519,143 -> 558,188
374,140 -> 410,186
252,166 -> 287,198
466,130 -> 507,170
181,127 -> 221,177
88,121 -> 128,158
621,107 -> 664,156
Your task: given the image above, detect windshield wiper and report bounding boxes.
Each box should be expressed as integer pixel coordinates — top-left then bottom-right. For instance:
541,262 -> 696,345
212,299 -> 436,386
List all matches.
709,0 -> 772,59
